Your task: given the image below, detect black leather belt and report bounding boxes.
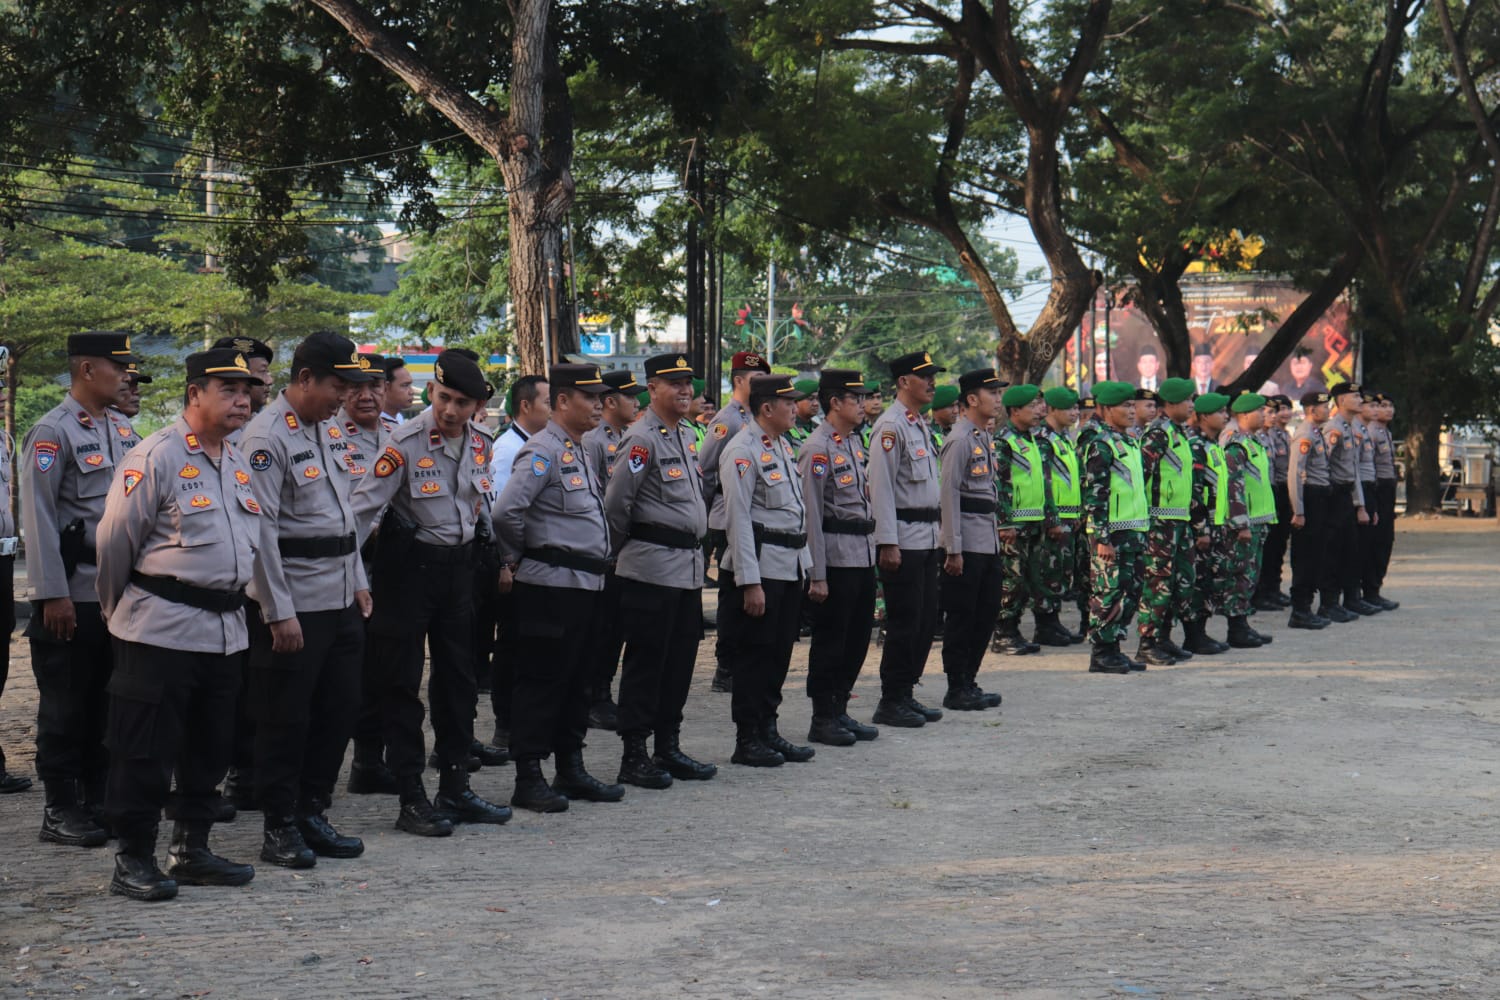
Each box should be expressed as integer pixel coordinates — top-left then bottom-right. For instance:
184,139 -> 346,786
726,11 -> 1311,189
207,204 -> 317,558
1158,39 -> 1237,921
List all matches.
278,533 -> 357,558
409,540 -> 475,565
959,497 -> 997,515
895,506 -> 940,523
1331,481 -> 1355,493
629,522 -> 702,550
77,552 -> 97,566
524,546 -> 610,574
751,524 -> 807,549
822,517 -> 875,536
130,571 -> 246,613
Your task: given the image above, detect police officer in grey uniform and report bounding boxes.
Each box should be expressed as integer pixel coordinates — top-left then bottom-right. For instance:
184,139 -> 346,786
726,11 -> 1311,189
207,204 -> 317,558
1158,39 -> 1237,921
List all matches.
1287,390 -> 1334,628
0,355 -> 29,794
718,374 -> 815,768
603,354 -> 717,788
242,332 -> 374,869
95,347 -> 263,901
495,363 -> 623,812
22,330 -> 142,847
1320,382 -> 1378,617
1353,392 -> 1383,611
351,350 -> 511,837
700,350 -> 772,691
797,369 -> 879,747
580,367 -> 640,731
1366,392 -> 1400,610
211,337 -> 274,449
865,350 -> 947,729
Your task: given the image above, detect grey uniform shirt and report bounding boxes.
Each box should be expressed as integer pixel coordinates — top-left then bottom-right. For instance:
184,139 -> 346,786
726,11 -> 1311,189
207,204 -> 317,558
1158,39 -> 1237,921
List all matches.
719,421 -> 810,585
939,416 -> 999,555
581,421 -> 626,484
335,407 -> 387,488
1322,413 -> 1365,507
1287,420 -> 1330,517
0,432 -> 15,541
603,407 -> 707,590
866,399 -> 941,550
493,420 -> 610,592
95,417 -> 260,654
1372,423 -> 1398,480
351,408 -> 492,547
798,421 -> 874,580
1352,418 -> 1377,483
22,397 -> 140,604
701,398 -> 752,531
1265,427 -> 1291,485
242,392 -> 368,622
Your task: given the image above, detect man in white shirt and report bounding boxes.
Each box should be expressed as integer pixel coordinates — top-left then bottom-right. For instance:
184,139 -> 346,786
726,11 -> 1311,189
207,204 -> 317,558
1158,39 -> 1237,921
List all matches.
380,358 -> 414,428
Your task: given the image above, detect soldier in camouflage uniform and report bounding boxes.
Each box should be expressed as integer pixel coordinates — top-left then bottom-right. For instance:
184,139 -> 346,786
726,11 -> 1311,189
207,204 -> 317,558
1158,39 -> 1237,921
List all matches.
1081,382 -> 1148,674
1183,394 -> 1232,655
1135,378 -> 1199,666
1032,387 -> 1085,646
1216,392 -> 1275,648
991,384 -> 1059,655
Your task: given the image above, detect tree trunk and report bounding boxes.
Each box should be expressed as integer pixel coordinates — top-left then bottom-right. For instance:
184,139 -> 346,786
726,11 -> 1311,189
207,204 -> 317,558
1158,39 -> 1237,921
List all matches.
1130,267 -> 1193,377
1403,394 -> 1444,514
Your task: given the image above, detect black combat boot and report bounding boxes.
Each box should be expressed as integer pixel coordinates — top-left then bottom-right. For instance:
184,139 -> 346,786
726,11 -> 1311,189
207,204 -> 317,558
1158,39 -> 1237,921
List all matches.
222,767 -> 257,811
554,749 -> 625,803
428,750 -> 481,772
347,743 -> 399,794
730,724 -> 784,768
991,625 -> 1041,655
471,738 -> 510,768
762,720 -> 815,762
587,694 -> 620,731
871,692 -> 926,728
1032,611 -> 1075,647
1317,600 -> 1357,623
970,675 -> 1003,708
1252,591 -> 1283,612
618,732 -> 673,788
1344,596 -> 1380,616
1088,641 -> 1132,673
511,758 -> 570,813
166,820 -> 255,885
710,663 -> 733,693
834,694 -> 879,741
1287,608 -> 1327,629
1157,626 -> 1193,661
296,797 -> 365,858
261,815 -> 317,868
394,776 -> 455,836
941,679 -> 988,712
111,830 -> 177,902
435,764 -> 515,821
904,692 -> 944,722
1135,639 -> 1175,667
1182,617 -> 1229,655
1226,615 -> 1263,648
1370,591 -> 1399,611
808,696 -> 857,745
39,781 -> 107,848
653,731 -> 717,781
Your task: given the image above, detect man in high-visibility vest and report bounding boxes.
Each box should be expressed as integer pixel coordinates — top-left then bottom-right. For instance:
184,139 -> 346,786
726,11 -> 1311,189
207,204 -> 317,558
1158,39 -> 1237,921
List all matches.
991,384 -> 1058,656
1183,394 -> 1232,654
1032,386 -> 1086,646
1217,392 -> 1277,648
1135,377 -> 1199,666
784,379 -> 821,456
1081,381 -> 1149,674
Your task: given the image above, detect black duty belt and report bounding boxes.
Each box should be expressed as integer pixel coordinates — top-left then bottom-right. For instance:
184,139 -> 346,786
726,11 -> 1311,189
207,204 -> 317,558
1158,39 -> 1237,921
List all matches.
895,506 -> 940,523
629,522 -> 702,550
130,571 -> 246,613
1330,481 -> 1355,493
822,517 -> 875,536
524,546 -> 610,574
278,533 -> 357,558
77,551 -> 97,566
751,523 -> 807,549
959,496 -> 997,515
409,540 -> 476,565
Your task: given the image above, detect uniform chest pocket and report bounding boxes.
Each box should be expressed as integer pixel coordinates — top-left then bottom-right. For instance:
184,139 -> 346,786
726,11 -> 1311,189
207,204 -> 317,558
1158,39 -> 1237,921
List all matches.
73,451 -> 115,497
290,460 -> 328,488
757,465 -> 795,507
657,461 -> 692,489
409,471 -> 450,500
832,470 -> 859,491
173,491 -> 223,547
558,467 -> 598,512
905,446 -> 933,482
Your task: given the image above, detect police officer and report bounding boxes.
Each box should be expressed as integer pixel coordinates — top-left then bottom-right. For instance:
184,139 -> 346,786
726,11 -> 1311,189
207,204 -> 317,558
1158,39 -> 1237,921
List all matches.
1081,382 -> 1149,673
866,351 -> 946,726
1135,377 -> 1198,665
211,337 -> 274,444
1254,395 -> 1294,610
1033,386 -> 1086,646
494,363 -> 623,811
937,369 -> 1008,712
928,384 -> 960,449
700,351 -> 771,692
1287,390 -> 1334,628
351,349 -> 511,837
242,332 -> 374,868
785,379 -> 821,455
718,374 -> 814,767
1219,393 -> 1276,647
1321,382 -> 1379,616
797,369 -> 879,746
95,347 -> 263,901
1353,391 -> 1385,610
603,354 -> 718,786
580,368 -> 640,731
0,351 -> 28,794
992,382 -> 1058,658
114,363 -> 150,420
23,330 -> 142,847
1367,392 -> 1400,610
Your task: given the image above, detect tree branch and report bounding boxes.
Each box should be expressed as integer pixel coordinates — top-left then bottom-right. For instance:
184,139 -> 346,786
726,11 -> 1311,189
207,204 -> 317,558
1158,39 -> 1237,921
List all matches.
826,38 -> 961,58
1436,0 -> 1500,317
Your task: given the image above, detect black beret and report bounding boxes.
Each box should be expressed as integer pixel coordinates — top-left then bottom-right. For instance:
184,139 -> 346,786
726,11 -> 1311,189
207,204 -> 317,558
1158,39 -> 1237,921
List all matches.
433,349 -> 494,401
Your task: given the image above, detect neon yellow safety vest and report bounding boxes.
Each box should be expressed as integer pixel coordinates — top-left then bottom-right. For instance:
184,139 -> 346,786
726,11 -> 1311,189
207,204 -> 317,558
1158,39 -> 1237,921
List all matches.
1205,442 -> 1230,527
1094,433 -> 1148,534
1009,432 -> 1046,522
1048,433 -> 1081,520
1151,423 -> 1194,521
1243,437 -> 1277,525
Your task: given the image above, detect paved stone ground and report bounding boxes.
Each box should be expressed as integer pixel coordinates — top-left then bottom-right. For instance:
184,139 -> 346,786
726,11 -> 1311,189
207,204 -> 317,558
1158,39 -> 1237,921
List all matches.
1,519 -> 1497,999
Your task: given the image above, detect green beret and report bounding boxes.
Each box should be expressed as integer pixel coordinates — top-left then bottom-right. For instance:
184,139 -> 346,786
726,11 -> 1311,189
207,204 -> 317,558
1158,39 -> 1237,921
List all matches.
863,379 -> 881,394
1093,381 -> 1135,407
1194,392 -> 1230,414
1044,386 -> 1078,409
931,384 -> 960,410
1001,383 -> 1041,408
692,378 -> 706,397
1231,391 -> 1266,414
794,378 -> 819,396
1158,377 -> 1196,404
636,389 -> 651,408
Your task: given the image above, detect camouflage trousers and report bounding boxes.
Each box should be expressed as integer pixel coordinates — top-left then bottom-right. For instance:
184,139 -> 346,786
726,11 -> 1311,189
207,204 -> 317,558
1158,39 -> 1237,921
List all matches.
1087,529 -> 1147,645
1185,529 -> 1215,622
1136,519 -> 1196,642
1211,524 -> 1265,617
1033,522 -> 1084,615
996,522 -> 1050,628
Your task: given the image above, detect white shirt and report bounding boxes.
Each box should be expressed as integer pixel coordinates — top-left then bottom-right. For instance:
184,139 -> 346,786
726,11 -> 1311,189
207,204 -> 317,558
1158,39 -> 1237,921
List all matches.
489,424 -> 530,501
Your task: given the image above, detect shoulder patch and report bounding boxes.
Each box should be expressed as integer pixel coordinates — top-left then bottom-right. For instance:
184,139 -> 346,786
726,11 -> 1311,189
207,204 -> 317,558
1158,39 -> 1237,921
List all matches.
122,469 -> 143,496
531,455 -> 550,477
810,453 -> 828,478
249,450 -> 272,472
734,457 -> 752,478
1299,440 -> 1311,454
712,423 -> 729,439
628,444 -> 649,475
33,440 -> 58,472
880,430 -> 897,452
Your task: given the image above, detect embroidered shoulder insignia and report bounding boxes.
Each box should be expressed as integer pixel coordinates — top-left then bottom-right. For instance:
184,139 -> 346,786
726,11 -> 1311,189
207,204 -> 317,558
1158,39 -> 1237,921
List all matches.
628,444 -> 649,474
122,469 -> 143,496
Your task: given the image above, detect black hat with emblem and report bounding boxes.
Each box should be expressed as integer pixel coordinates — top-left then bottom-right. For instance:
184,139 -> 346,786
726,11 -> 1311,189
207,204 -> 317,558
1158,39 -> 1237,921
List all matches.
602,369 -> 641,393
211,336 -> 274,363
888,350 -> 946,378
958,368 -> 1006,395
548,363 -> 613,395
68,330 -> 141,364
294,330 -> 375,383
1300,389 -> 1331,408
125,362 -> 153,385
433,349 -> 494,400
185,348 -> 263,382
1329,381 -> 1361,398
818,368 -> 869,396
749,373 -> 808,401
644,353 -> 696,381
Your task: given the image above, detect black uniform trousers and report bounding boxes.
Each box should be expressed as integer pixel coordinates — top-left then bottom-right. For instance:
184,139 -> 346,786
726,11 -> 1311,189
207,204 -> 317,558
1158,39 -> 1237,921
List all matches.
1356,479 -> 1380,600
876,548 -> 941,698
26,601 -> 111,789
488,590 -> 514,733
718,574 -> 802,729
616,581 -> 702,737
352,615 -> 384,756
806,566 -> 877,700
227,598 -> 260,780
585,569 -> 626,702
1290,484 -> 1330,612
1369,478 -> 1398,593
104,639 -> 239,841
249,604 -> 364,820
1257,482 -> 1293,598
508,582 -> 598,761
472,561 -> 500,694
0,555 -> 14,776
940,551 -> 1004,682
367,541 -> 477,779
1320,483 -> 1360,606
